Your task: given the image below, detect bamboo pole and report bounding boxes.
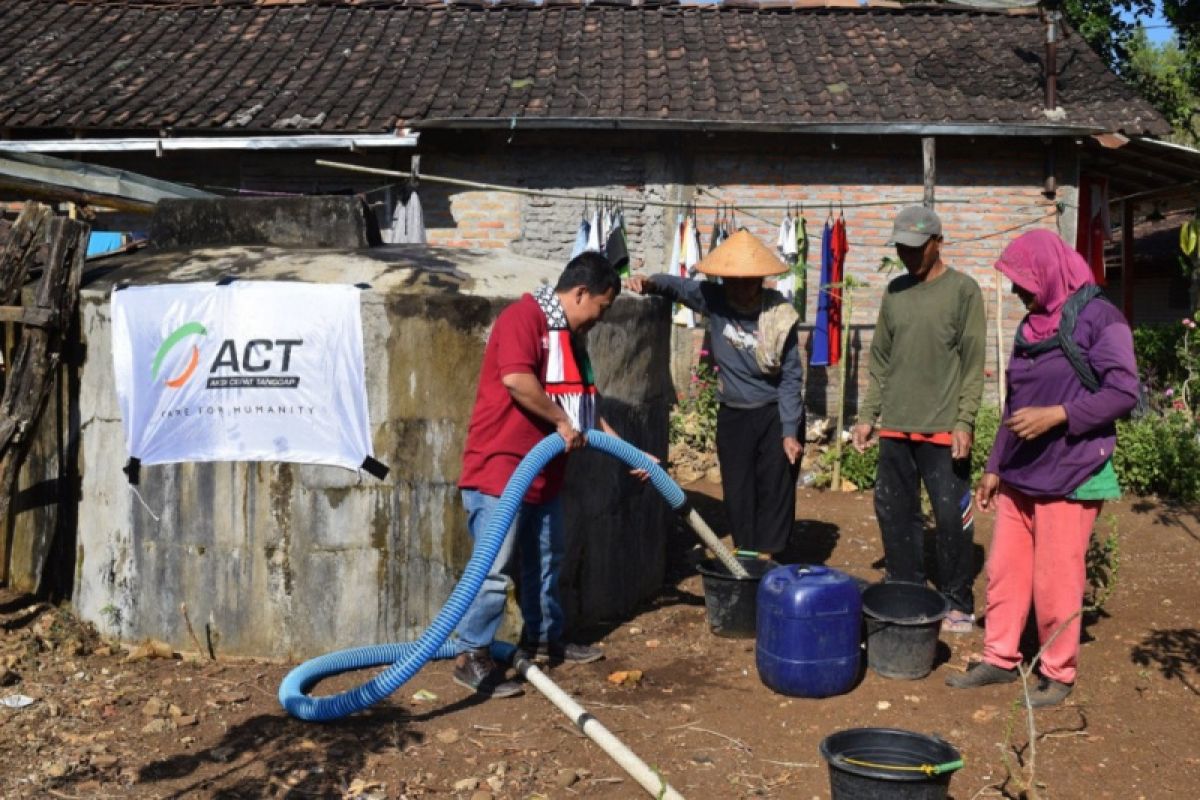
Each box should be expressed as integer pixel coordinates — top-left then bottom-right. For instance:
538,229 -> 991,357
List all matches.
831,286 -> 854,491
996,274 -> 1006,408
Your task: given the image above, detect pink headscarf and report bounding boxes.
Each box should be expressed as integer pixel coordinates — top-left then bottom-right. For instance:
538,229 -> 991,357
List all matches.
995,229 -> 1095,343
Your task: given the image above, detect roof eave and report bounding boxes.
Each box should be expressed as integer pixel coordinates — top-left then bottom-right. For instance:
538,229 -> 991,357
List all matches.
413,117 -> 1111,137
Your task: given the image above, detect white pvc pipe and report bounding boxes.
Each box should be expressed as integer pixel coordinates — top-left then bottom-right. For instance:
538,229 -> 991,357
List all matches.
684,508 -> 751,579
514,657 -> 686,800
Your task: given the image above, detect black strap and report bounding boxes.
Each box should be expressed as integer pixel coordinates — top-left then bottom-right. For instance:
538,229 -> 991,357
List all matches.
216,275 -> 238,286
1013,285 -> 1104,392
123,457 -> 141,486
360,456 -> 389,480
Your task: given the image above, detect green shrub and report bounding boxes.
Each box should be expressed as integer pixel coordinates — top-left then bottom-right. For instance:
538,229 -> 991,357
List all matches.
970,405 -> 1000,485
1114,412 -> 1200,503
669,361 -> 718,452
1132,323 -> 1185,388
823,442 -> 879,489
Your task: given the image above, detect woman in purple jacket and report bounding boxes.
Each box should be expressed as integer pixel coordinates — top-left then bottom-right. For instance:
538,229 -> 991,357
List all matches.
946,230 -> 1138,707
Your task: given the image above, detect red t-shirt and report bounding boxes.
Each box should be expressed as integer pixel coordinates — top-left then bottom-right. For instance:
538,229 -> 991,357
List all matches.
460,294 -> 567,504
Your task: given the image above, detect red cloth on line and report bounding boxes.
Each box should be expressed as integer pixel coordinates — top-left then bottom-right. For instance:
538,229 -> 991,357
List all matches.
828,217 -> 848,366
1075,175 -> 1109,286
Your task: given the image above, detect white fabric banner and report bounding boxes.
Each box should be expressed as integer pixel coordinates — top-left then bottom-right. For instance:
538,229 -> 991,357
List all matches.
111,281 -> 374,471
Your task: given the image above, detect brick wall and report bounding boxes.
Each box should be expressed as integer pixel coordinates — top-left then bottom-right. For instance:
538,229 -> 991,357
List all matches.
78,135 -> 1067,419
415,134 -> 1063,417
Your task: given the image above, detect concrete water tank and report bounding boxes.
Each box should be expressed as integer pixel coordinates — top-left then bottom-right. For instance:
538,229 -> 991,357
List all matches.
72,197 -> 674,659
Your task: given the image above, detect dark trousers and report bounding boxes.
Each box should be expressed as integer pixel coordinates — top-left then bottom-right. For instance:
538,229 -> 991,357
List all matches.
716,403 -> 800,555
874,437 -> 975,615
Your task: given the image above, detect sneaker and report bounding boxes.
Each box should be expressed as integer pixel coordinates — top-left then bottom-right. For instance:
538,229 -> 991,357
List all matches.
452,648 -> 524,698
1029,676 -> 1073,708
945,661 -> 1018,689
518,640 -> 605,665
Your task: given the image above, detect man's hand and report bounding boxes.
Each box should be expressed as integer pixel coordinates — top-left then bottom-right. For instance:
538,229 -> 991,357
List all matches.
975,472 -> 1001,512
951,429 -> 973,460
556,419 -> 585,452
596,416 -> 655,479
851,423 -> 875,453
625,275 -> 652,295
1004,405 -> 1067,441
629,452 -> 659,482
783,436 -> 803,465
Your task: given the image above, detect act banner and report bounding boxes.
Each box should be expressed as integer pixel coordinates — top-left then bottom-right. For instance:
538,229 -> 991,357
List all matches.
111,281 -> 374,471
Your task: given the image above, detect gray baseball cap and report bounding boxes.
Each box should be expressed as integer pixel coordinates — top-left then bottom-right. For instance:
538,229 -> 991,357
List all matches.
890,206 -> 943,247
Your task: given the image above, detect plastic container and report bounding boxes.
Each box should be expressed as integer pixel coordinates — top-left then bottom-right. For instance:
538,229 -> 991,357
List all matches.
755,565 -> 862,697
819,727 -> 963,800
696,556 -> 774,638
861,582 -> 949,680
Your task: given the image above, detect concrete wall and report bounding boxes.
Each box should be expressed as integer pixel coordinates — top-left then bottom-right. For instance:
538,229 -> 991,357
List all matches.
72,243 -> 673,660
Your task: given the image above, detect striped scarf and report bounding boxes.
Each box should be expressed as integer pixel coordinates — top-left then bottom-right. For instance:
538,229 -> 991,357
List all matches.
534,285 -> 597,430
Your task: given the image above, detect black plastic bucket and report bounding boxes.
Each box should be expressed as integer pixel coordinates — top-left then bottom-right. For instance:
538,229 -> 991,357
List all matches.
861,582 -> 949,680
820,727 -> 962,800
696,557 -> 775,638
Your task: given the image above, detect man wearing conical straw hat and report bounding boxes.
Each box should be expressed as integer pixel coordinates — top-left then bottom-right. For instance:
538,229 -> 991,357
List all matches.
628,230 -> 804,557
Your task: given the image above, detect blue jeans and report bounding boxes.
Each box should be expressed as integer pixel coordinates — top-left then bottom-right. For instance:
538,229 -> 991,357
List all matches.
453,489 -> 565,652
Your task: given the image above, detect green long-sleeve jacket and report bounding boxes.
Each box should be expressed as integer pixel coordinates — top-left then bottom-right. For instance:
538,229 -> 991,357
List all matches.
857,267 -> 986,433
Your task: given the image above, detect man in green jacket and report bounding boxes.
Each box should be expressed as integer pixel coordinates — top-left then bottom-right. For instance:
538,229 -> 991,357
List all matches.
852,206 -> 986,634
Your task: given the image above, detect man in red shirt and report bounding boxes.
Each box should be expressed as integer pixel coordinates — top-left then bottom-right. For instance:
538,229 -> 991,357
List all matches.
454,252 -> 630,698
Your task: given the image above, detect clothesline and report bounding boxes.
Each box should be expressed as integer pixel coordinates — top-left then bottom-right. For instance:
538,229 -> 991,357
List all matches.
314,159 -> 974,212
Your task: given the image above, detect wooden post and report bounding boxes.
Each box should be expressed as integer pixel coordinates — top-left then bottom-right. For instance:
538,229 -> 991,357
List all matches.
831,287 -> 853,492
922,137 -> 936,209
1121,200 -> 1135,322
0,208 -> 89,584
995,275 -> 1007,409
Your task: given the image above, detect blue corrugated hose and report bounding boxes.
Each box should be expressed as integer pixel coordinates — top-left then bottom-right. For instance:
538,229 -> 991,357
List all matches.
279,431 -> 683,721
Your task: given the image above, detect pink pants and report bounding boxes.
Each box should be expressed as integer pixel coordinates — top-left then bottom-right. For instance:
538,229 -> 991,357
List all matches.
983,486 -> 1101,684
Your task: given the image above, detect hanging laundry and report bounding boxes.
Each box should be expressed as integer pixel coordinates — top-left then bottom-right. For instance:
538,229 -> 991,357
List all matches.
810,217 -> 835,367
709,208 -> 726,254
776,212 -> 798,303
605,221 -> 630,276
386,186 -> 427,244
827,214 -> 849,367
686,212 -> 703,275
586,210 -> 603,253
1075,175 -> 1110,285
570,215 -> 591,259
794,213 -> 809,321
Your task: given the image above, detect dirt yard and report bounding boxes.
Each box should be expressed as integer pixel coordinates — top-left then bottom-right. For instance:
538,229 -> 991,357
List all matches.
1,485 -> 1198,799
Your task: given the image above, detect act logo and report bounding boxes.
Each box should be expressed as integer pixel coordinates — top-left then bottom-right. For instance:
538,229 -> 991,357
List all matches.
152,322 -> 208,389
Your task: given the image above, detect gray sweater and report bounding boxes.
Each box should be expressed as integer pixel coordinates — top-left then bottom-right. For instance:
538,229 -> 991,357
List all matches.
648,275 -> 805,438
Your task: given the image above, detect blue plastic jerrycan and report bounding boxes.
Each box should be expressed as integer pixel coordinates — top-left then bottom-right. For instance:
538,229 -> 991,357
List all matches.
755,564 -> 862,698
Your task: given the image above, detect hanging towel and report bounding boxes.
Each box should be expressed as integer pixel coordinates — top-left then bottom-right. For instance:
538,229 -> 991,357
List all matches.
570,218 -> 591,259
669,214 -> 694,327
533,285 -> 597,431
794,214 -> 809,321
666,213 -> 683,276
586,210 -> 602,253
386,188 -> 427,244
709,213 -> 725,253
810,219 -> 834,366
605,224 -> 630,276
827,216 -> 849,367
1075,175 -> 1110,285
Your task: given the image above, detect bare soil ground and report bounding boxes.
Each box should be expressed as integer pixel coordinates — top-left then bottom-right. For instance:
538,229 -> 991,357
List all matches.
2,486 -> 1198,800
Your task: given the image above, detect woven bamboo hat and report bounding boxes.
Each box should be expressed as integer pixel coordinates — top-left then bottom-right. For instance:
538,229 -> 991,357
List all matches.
695,229 -> 788,278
